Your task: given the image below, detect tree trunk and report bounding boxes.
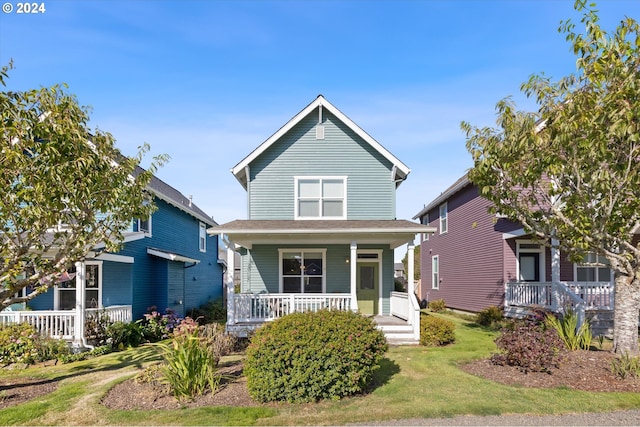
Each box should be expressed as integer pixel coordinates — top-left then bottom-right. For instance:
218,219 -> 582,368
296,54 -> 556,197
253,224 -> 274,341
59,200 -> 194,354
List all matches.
612,272 -> 640,356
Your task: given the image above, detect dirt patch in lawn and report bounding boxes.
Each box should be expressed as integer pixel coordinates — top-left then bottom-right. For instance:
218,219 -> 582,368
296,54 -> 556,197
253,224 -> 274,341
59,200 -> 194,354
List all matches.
0,376 -> 58,409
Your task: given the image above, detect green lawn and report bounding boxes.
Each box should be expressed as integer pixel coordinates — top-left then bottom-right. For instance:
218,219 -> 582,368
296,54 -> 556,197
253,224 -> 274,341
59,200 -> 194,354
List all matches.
2,313 -> 640,426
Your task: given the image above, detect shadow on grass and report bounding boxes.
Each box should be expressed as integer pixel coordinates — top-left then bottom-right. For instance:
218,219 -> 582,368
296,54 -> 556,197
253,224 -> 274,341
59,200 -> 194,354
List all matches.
367,357 -> 401,392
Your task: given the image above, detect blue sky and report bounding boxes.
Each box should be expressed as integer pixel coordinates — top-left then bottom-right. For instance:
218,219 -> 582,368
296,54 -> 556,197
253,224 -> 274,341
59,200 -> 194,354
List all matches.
1,0 -> 638,258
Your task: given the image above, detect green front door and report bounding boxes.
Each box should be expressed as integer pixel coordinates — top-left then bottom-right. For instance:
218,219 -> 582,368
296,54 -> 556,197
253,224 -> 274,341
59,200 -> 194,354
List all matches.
356,262 -> 379,315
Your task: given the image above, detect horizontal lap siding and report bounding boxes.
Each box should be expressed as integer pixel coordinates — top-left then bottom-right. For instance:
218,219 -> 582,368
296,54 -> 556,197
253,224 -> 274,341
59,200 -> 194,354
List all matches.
420,185 -> 518,312
102,261 -> 132,307
249,110 -> 395,220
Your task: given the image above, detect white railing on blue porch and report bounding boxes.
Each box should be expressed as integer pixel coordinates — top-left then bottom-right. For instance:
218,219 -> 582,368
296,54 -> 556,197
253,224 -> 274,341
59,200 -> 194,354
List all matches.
390,291 -> 421,341
0,305 -> 133,341
229,293 -> 352,324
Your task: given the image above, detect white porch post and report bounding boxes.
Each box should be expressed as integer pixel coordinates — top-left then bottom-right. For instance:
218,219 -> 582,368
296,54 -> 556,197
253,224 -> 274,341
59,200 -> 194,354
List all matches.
74,261 -> 86,345
407,239 -> 415,319
350,241 -> 358,311
226,243 -> 236,326
551,236 -> 560,312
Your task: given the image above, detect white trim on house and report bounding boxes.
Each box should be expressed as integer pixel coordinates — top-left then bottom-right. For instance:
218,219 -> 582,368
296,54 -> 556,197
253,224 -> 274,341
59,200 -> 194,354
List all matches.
231,95 -> 411,189
431,255 -> 439,290
94,253 -> 134,263
147,248 -> 200,264
502,228 -> 528,240
439,202 -> 448,234
54,261 -> 103,310
199,222 -> 207,253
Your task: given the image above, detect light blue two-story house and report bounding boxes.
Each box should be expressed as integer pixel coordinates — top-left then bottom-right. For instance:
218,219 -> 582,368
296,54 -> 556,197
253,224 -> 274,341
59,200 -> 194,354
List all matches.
2,171 -> 224,345
211,95 -> 434,341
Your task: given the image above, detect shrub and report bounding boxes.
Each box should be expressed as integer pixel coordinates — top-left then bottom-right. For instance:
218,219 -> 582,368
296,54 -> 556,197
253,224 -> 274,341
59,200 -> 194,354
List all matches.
428,299 -> 446,313
107,321 -> 144,349
137,307 -> 182,342
34,336 -> 70,363
159,318 -> 220,400
244,309 -> 388,403
198,323 -> 236,364
420,313 -> 456,346
475,306 -> 504,328
189,298 -> 227,324
0,323 -> 40,365
84,310 -> 113,347
58,344 -> 114,364
545,310 -> 592,351
491,320 -> 566,373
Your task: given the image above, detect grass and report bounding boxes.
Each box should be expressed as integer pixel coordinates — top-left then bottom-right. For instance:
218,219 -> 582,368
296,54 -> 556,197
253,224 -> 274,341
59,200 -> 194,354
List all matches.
1,313 -> 640,425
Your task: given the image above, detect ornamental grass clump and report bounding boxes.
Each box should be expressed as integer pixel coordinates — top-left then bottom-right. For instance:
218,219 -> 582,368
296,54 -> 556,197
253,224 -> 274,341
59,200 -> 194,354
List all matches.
158,317 -> 222,400
244,309 -> 388,403
545,309 -> 592,351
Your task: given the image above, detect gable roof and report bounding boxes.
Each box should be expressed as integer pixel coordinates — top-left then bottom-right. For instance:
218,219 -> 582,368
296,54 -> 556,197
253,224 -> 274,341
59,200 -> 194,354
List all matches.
231,95 -> 411,189
412,173 -> 471,220
136,166 -> 217,227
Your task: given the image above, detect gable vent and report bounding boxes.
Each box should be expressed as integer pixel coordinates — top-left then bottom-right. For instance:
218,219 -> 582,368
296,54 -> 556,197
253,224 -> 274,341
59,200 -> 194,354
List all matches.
316,125 -> 325,140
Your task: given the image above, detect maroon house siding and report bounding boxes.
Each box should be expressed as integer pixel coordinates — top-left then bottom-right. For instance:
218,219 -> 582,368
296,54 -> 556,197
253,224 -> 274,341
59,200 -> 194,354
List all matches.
417,177 -> 587,313
419,184 -> 521,312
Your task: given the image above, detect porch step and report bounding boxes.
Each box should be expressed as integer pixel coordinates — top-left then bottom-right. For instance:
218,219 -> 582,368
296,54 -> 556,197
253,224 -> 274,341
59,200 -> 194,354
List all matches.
374,315 -> 419,345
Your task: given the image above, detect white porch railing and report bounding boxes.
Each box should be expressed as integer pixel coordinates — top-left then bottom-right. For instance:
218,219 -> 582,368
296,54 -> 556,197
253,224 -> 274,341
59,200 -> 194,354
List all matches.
0,305 -> 133,341
229,293 -> 352,324
505,281 -> 613,329
390,291 -> 420,341
505,281 -> 613,310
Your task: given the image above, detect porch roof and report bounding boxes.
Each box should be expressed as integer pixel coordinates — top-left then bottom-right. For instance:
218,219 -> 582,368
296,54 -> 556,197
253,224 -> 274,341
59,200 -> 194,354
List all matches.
209,219 -> 435,249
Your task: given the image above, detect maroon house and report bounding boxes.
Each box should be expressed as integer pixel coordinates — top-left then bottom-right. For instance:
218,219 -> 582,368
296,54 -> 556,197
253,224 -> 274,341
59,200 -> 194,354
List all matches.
413,174 -> 614,319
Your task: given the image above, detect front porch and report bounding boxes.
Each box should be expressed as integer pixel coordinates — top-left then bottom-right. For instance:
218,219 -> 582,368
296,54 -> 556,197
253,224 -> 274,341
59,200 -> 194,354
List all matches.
0,305 -> 132,342
504,280 -> 614,336
225,285 -> 421,344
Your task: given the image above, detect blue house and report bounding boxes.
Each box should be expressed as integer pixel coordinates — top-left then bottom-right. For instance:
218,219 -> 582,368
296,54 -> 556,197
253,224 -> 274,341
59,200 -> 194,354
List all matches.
211,95 -> 434,341
3,171 -> 224,344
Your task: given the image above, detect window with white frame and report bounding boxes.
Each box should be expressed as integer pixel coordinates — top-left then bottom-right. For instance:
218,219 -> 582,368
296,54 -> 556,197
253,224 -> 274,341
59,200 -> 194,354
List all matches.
439,202 -> 448,234
280,250 -> 325,293
575,253 -> 611,282
432,255 -> 439,289
56,263 -> 102,310
295,177 -> 346,219
199,222 -> 206,252
135,215 -> 152,235
421,214 -> 429,241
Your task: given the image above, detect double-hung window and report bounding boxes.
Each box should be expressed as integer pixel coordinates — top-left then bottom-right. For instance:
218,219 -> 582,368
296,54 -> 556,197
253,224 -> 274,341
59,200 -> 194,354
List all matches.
432,255 -> 439,290
295,177 -> 346,219
199,222 -> 206,252
575,253 -> 611,282
280,250 -> 325,293
439,202 -> 448,234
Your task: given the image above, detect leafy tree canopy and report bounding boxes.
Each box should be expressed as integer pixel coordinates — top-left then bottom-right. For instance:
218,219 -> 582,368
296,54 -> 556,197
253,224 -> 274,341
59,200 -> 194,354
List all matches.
462,1 -> 640,354
1,62 -> 168,310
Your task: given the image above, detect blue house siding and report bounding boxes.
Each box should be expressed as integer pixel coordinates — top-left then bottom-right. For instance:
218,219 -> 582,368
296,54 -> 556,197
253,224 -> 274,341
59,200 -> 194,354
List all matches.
117,198 -> 223,320
248,110 -> 396,220
102,260 -> 132,307
28,287 -> 53,310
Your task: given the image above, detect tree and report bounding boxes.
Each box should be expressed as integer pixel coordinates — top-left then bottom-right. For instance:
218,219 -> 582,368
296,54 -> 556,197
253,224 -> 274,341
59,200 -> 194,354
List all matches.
0,63 -> 168,311
462,1 -> 640,355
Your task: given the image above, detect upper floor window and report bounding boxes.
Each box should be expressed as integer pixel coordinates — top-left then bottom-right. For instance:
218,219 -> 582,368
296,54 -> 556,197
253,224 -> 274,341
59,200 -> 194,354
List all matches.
134,215 -> 152,235
439,202 -> 448,234
199,222 -> 207,253
295,177 -> 346,219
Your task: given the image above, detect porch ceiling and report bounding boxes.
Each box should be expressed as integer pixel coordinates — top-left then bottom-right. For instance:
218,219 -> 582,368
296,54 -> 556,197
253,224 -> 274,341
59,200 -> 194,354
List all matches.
209,219 -> 435,249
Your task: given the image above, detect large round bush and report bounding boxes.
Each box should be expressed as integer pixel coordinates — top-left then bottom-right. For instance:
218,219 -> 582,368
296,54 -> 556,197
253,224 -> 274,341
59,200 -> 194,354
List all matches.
244,309 -> 388,403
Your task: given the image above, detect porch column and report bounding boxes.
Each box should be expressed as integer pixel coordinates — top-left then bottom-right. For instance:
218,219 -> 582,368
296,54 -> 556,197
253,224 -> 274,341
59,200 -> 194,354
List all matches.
551,236 -> 560,312
226,244 -> 236,326
407,239 -> 415,319
350,241 -> 358,311
74,261 -> 86,345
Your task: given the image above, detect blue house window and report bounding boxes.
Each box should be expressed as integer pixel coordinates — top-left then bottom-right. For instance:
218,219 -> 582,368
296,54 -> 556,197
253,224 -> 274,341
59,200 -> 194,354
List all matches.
295,177 -> 347,219
199,222 -> 206,253
134,215 -> 152,235
279,249 -> 326,293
